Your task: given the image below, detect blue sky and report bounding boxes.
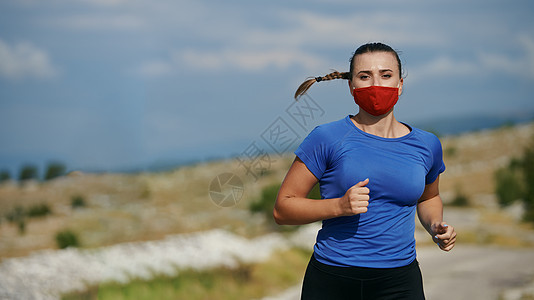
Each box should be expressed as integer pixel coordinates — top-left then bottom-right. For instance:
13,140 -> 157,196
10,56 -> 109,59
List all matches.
1,0 -> 533,175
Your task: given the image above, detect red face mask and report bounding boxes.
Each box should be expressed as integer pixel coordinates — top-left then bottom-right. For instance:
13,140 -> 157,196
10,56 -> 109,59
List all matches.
353,86 -> 399,116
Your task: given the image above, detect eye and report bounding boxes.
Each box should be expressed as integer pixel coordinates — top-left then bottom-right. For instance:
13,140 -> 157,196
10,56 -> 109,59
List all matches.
359,75 -> 369,80
382,74 -> 392,78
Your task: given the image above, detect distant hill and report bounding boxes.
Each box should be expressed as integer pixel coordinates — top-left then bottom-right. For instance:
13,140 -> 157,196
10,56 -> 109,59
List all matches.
413,110 -> 534,136
2,111 -> 533,175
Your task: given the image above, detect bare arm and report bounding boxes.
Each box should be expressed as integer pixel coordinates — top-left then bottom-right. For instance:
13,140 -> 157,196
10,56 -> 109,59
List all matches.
417,175 -> 456,251
273,157 -> 370,225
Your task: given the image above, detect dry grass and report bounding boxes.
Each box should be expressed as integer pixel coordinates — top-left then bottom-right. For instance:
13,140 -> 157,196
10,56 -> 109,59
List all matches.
439,123 -> 534,203
0,154 -> 295,258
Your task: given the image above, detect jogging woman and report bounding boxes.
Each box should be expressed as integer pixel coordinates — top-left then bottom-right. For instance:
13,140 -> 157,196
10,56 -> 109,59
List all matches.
273,42 -> 456,299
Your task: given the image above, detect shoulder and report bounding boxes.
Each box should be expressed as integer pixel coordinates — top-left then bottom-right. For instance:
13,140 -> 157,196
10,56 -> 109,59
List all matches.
410,126 -> 443,152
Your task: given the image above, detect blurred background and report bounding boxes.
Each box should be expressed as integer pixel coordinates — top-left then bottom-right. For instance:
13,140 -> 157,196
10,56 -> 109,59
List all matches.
1,0 -> 533,174
1,1 -> 534,299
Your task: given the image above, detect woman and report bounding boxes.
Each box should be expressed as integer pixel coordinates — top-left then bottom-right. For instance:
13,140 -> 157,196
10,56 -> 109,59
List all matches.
273,42 -> 456,299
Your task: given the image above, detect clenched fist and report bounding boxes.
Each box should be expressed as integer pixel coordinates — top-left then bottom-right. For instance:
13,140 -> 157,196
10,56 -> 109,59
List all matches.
431,222 -> 456,251
339,178 -> 370,216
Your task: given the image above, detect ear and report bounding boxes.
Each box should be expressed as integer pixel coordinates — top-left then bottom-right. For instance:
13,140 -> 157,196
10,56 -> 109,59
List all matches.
348,80 -> 355,96
398,78 -> 404,96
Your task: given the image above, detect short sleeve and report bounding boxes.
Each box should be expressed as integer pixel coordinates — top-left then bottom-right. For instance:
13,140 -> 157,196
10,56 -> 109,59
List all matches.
425,134 -> 446,184
294,126 -> 332,180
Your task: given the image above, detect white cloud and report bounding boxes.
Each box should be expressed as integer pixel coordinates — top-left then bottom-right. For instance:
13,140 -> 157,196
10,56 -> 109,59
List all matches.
407,34 -> 534,82
133,9 -> 439,75
134,47 -> 331,77
18,0 -> 127,7
520,34 -> 534,72
78,0 -> 127,7
35,0 -> 529,80
51,13 -> 145,31
478,34 -> 534,79
133,60 -> 173,78
478,53 -> 520,75
177,48 -> 330,72
160,10 -> 449,74
242,10 -> 447,51
407,56 -> 479,82
0,39 -> 58,80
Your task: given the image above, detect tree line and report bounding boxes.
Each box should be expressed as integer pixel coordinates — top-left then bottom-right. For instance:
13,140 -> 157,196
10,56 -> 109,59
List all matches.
0,162 -> 66,183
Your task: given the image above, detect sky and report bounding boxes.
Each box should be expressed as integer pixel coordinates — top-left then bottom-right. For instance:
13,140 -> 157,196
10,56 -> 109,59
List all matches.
1,0 -> 534,176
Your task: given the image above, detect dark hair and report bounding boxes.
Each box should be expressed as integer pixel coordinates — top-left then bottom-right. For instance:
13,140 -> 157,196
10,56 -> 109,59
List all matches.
349,42 -> 402,80
294,42 -> 402,100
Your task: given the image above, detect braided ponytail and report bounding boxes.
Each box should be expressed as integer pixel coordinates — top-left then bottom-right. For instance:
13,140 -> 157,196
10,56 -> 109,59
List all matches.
294,71 -> 350,100
294,42 -> 402,100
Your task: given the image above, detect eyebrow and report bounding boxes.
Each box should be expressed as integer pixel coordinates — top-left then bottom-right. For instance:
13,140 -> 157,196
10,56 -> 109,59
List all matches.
356,69 -> 394,75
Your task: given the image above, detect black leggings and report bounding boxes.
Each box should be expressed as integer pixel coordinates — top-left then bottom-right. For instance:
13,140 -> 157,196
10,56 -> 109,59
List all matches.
301,254 -> 425,300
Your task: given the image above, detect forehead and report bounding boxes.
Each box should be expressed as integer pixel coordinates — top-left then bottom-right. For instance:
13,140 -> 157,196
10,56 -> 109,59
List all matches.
352,51 -> 399,72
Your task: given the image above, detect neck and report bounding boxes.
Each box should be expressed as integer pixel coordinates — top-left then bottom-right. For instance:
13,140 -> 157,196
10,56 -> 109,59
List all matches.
351,110 -> 408,138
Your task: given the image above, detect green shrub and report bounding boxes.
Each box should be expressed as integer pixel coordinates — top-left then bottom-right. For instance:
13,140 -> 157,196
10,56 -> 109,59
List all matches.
444,146 -> 457,158
250,182 -> 321,231
71,195 -> 86,209
18,219 -> 26,235
27,203 -> 52,217
495,167 -> 524,207
55,229 -> 80,249
5,203 -> 52,224
139,184 -> 151,199
19,165 -> 38,181
450,189 -> 470,207
308,184 -> 321,199
495,134 -> 534,223
0,170 -> 10,183
5,206 -> 25,223
250,183 -> 280,216
44,162 -> 66,180
522,138 -> 534,222
4,206 -> 27,235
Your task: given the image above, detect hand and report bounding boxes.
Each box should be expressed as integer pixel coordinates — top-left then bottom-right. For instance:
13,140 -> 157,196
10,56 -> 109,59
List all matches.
339,178 -> 370,216
431,222 -> 456,251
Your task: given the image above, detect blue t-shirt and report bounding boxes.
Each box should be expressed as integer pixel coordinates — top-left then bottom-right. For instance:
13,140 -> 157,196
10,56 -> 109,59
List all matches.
295,115 -> 445,268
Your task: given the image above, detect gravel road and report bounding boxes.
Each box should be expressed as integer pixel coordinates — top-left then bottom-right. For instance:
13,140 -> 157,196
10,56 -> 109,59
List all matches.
263,245 -> 534,300
419,245 -> 534,300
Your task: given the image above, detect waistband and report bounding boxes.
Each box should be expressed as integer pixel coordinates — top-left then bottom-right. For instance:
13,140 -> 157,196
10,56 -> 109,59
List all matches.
310,253 -> 419,281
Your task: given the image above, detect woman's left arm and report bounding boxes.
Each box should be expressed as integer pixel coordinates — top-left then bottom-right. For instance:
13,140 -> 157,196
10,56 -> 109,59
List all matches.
417,175 -> 457,251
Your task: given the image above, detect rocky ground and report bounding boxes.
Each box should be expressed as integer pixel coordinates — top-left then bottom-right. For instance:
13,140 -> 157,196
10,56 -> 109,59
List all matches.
0,225 -> 318,300
1,223 -> 533,300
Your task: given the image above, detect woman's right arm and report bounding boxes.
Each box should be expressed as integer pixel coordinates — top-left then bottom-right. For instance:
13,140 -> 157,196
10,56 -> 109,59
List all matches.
273,157 -> 370,225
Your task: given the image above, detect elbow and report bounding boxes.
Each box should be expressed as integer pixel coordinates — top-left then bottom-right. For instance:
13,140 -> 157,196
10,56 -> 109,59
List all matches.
272,205 -> 286,225
272,199 -> 291,225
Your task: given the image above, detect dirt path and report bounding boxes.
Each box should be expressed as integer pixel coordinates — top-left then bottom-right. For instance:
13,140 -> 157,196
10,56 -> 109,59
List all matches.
263,245 -> 534,300
419,245 -> 534,300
